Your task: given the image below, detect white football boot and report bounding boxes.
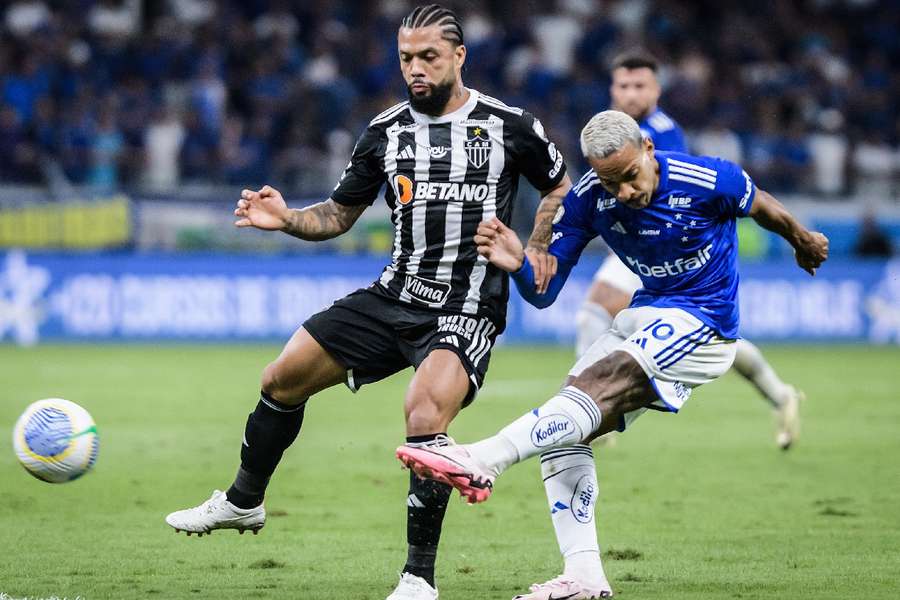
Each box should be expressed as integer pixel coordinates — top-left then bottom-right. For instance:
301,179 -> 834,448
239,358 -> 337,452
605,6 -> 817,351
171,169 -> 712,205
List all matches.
386,572 -> 438,600
165,490 -> 265,536
513,575 -> 613,599
776,385 -> 803,450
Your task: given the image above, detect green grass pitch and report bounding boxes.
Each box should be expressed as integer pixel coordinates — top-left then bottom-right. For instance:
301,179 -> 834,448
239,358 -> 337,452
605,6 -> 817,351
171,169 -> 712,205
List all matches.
1,344 -> 899,599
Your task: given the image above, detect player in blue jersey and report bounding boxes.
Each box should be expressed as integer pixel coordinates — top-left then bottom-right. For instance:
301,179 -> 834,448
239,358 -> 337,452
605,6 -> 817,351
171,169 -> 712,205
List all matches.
579,51 -> 804,454
396,111 -> 828,599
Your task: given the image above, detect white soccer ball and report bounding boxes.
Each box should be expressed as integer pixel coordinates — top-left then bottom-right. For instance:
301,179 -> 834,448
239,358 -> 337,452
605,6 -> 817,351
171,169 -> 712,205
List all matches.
12,398 -> 99,483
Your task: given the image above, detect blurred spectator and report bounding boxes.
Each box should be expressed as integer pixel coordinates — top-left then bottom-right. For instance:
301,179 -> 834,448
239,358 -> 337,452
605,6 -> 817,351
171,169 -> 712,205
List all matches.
692,115 -> 743,164
807,109 -> 848,197
143,103 -> 185,192
854,213 -> 893,258
89,104 -> 125,192
852,130 -> 896,199
5,1 -> 51,38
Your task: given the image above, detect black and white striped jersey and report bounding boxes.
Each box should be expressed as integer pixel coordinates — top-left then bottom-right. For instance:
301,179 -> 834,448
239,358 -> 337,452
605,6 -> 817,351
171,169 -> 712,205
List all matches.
330,88 -> 567,324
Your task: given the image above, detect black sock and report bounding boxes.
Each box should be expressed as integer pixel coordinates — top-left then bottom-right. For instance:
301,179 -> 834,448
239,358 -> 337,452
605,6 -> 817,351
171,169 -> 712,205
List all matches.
226,391 -> 306,509
403,433 -> 452,588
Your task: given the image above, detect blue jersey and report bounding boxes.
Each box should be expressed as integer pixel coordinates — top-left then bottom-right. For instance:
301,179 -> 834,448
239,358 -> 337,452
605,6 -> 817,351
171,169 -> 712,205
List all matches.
640,108 -> 687,153
512,151 -> 755,338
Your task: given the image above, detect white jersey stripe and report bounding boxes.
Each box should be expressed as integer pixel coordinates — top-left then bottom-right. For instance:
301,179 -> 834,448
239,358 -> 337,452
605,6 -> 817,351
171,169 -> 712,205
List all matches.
462,121 -> 504,313
398,125 -> 433,303
669,173 -> 716,190
479,94 -> 524,116
668,158 -> 717,177
379,122 -> 404,288
574,172 -> 598,194
465,318 -> 490,363
576,178 -> 602,197
669,164 -> 717,183
471,320 -> 496,365
370,101 -> 409,126
434,119 -> 471,286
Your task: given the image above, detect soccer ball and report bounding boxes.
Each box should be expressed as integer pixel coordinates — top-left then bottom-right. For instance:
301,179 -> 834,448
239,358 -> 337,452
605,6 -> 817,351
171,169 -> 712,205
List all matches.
12,398 -> 99,483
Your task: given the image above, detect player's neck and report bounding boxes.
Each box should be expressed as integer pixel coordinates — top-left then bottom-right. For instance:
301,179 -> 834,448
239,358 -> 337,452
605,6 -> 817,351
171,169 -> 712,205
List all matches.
652,157 -> 661,193
439,84 -> 470,116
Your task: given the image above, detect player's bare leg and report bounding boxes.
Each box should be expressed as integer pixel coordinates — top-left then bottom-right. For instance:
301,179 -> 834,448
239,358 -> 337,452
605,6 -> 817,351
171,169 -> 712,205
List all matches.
731,338 -> 803,449
165,327 -> 347,535
389,349 -> 471,600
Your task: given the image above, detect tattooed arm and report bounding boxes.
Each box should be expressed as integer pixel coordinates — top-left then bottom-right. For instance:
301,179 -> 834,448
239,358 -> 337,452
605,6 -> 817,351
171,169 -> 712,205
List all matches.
524,173 -> 572,293
234,185 -> 367,241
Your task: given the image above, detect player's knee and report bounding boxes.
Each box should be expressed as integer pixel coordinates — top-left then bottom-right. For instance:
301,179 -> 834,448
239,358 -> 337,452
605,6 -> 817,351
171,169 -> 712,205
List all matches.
260,360 -> 306,406
404,390 -> 454,435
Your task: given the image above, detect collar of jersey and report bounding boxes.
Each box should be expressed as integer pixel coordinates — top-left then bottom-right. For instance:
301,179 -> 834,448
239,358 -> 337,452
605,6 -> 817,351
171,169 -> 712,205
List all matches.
408,88 -> 479,124
649,152 -> 671,205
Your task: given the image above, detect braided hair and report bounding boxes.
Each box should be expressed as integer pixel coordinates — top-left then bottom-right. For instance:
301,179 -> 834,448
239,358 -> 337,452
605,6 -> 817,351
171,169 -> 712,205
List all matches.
400,4 -> 464,46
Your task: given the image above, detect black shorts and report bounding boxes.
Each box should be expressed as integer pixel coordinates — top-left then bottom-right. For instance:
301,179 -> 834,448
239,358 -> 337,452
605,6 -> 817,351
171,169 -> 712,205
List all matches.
303,287 -> 501,406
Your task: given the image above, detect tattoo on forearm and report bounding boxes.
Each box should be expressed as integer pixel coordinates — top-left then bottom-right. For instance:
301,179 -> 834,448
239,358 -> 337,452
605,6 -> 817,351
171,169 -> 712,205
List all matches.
527,196 -> 562,249
282,200 -> 365,241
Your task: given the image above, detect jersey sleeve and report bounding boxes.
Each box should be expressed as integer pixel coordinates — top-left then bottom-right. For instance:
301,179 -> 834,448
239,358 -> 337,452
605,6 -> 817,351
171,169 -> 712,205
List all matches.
330,125 -> 386,206
707,157 -> 756,218
506,112 -> 567,191
510,186 -> 595,308
549,186 -> 595,267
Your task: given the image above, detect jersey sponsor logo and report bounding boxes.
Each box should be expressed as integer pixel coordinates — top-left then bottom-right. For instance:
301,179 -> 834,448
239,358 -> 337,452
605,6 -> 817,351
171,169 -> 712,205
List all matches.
551,231 -> 563,244
639,228 -> 660,236
740,170 -> 753,210
460,118 -> 500,127
552,205 -> 565,224
465,127 -> 492,168
428,145 -> 449,159
596,197 -> 616,212
404,274 -> 451,305
625,243 -> 713,278
611,221 -> 627,234
548,142 -> 564,179
571,474 -> 596,524
668,196 -> 692,208
530,414 -> 577,447
393,174 -> 414,204
414,181 -> 490,202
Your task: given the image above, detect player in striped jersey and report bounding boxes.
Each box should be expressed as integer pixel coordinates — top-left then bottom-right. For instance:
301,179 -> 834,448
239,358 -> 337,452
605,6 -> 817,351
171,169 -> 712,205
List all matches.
164,5 -> 570,599
397,111 -> 829,599
578,51 -> 803,452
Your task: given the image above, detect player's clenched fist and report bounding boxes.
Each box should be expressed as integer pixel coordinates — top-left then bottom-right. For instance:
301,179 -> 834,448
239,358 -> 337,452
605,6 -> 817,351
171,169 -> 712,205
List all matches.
234,185 -> 291,231
794,231 -> 829,276
475,217 -> 526,273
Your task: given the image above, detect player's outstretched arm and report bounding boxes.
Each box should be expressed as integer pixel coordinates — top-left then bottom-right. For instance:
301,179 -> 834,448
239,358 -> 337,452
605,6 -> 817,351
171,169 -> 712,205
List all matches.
749,188 -> 829,275
476,217 -> 573,308
525,174 -> 572,293
234,185 -> 367,241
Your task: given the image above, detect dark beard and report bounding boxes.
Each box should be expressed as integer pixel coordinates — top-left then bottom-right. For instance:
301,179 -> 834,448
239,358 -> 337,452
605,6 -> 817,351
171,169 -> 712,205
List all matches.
407,79 -> 455,116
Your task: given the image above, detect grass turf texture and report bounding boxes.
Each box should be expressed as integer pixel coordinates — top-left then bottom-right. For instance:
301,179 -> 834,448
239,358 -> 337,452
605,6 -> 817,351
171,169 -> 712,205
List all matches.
1,344 -> 898,600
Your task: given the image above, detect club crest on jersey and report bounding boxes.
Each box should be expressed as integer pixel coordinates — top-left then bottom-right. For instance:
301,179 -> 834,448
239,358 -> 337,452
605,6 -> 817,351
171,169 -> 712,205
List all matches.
465,127 -> 492,169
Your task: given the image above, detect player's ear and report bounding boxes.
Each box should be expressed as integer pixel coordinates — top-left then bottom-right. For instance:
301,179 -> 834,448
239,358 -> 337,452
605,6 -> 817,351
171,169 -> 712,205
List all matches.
644,136 -> 655,157
454,43 -> 466,69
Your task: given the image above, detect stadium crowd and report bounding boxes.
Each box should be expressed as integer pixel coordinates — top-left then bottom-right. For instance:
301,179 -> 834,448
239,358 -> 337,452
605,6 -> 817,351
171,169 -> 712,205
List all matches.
1,0 -> 898,199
